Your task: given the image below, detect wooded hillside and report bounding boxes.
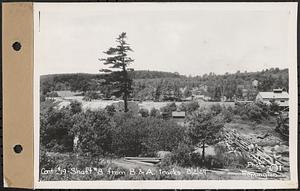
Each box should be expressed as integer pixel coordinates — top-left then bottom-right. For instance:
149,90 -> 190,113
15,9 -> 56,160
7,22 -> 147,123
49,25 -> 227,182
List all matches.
41,68 -> 288,101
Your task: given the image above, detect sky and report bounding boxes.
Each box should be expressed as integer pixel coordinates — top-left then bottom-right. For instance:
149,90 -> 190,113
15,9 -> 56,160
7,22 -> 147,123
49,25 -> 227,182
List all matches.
34,3 -> 296,76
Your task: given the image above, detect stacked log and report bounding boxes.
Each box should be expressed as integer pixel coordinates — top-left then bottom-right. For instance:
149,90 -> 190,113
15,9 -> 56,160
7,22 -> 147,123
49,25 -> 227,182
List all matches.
223,129 -> 289,176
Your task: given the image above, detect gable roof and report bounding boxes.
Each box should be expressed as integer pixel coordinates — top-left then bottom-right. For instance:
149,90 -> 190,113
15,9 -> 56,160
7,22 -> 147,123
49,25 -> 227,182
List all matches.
258,91 -> 289,99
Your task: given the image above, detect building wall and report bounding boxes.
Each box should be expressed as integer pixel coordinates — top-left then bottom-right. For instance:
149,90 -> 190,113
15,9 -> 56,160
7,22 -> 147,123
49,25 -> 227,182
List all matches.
256,93 -> 288,107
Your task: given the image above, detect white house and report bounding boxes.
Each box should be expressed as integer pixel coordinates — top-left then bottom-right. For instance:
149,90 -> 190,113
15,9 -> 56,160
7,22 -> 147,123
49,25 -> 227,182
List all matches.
256,89 -> 289,107
252,79 -> 259,88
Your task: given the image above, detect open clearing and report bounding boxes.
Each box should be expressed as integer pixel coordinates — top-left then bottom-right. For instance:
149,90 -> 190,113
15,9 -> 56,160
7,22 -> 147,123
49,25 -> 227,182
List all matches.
53,96 -> 235,111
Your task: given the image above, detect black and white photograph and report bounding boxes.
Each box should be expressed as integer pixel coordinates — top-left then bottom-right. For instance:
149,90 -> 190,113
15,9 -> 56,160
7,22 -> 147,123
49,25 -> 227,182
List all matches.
34,2 -> 298,189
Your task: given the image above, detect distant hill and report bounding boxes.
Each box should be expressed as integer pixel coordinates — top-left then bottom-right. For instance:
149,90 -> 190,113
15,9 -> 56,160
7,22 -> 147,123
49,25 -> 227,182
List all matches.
41,70 -> 182,81
40,68 -> 288,102
40,70 -> 183,94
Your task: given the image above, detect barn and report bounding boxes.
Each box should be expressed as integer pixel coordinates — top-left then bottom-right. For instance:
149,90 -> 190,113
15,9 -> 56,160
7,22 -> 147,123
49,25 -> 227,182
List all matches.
256,89 -> 289,108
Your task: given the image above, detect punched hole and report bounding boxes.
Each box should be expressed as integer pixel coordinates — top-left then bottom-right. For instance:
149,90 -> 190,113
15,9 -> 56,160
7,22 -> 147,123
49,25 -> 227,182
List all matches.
13,144 -> 23,154
12,42 -> 22,51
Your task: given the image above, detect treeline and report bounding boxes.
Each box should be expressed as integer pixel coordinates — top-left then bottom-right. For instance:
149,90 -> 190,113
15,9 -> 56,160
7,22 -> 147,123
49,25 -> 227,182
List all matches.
40,71 -> 182,94
41,68 -> 288,101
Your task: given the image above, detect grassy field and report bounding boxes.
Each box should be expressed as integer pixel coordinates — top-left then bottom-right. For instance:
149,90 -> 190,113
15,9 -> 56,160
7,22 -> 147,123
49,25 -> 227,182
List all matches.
53,96 -> 235,111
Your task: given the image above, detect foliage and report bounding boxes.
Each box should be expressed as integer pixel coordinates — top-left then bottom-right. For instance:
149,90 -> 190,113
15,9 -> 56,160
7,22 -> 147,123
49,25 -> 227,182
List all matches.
214,144 -> 248,169
111,113 -> 185,157
70,110 -> 115,156
186,110 -> 224,163
149,107 -> 161,118
160,102 -> 177,118
40,145 -> 58,170
70,100 -> 82,114
171,142 -> 193,167
210,104 -> 223,115
99,32 -> 134,112
219,106 -> 234,123
105,105 -> 116,116
46,91 -> 59,97
183,87 -> 192,98
178,101 -> 199,113
40,94 -> 46,102
234,102 -> 269,122
269,99 -> 281,115
40,107 -> 74,152
139,108 -> 149,117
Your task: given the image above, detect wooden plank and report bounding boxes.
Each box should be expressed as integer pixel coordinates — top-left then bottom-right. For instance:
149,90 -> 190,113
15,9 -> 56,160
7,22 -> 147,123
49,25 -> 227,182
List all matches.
124,159 -> 155,166
125,157 -> 161,161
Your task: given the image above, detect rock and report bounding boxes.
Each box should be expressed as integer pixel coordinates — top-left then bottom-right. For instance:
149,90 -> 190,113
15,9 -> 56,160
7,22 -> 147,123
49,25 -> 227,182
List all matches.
157,151 -> 172,159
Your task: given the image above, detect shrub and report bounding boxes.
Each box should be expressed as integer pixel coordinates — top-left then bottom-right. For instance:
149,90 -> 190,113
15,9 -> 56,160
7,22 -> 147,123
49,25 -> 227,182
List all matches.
241,114 -> 248,120
141,118 -> 185,156
234,102 -> 269,123
40,94 -> 46,102
160,102 -> 177,113
214,143 -> 248,169
210,104 -> 223,115
111,113 -> 184,157
139,108 -> 149,117
220,108 -> 233,123
247,104 -> 264,122
171,142 -> 193,167
178,101 -> 199,113
111,113 -> 147,156
150,107 -> 161,118
158,153 -> 173,169
69,100 -> 82,114
46,91 -> 59,97
160,102 -> 177,119
71,110 -> 115,157
105,105 -> 116,116
40,107 -> 74,153
255,101 -> 270,118
269,100 -> 280,115
40,146 -> 58,170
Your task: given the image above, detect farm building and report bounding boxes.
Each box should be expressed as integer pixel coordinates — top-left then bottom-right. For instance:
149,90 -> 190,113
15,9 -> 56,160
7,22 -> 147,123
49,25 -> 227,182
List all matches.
171,111 -> 186,118
171,111 -> 186,126
256,89 -> 289,107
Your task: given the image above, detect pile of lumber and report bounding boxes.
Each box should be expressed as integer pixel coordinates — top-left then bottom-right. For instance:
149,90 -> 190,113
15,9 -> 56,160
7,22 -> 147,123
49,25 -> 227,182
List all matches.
223,129 -> 289,175
124,157 -> 161,166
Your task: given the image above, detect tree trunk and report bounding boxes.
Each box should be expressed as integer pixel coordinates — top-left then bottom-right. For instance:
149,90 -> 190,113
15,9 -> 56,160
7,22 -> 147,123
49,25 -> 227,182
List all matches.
122,64 -> 129,113
202,141 -> 205,166
124,93 -> 128,112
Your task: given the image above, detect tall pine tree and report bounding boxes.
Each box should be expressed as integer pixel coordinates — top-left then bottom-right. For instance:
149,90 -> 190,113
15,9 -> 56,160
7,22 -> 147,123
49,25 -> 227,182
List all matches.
99,32 -> 134,112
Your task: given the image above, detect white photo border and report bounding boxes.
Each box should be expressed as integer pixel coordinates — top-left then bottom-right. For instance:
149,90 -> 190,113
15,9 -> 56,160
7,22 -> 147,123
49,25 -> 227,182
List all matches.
33,2 -> 298,189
